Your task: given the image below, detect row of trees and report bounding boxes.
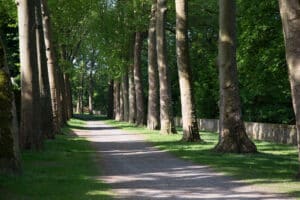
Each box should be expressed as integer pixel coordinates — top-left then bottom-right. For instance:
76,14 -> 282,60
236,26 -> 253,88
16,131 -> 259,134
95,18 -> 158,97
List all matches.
106,0 -> 300,177
108,0 -> 256,150
0,0 -> 72,174
1,0 -> 300,179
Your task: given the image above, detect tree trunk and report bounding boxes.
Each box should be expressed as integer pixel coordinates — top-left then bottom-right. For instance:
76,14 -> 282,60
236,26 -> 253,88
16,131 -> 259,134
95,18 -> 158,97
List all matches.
35,0 -> 54,139
114,81 -> 121,121
134,32 -> 146,126
279,0 -> 300,178
80,73 -> 84,114
214,0 -> 257,153
64,74 -> 72,119
129,64 -> 136,123
76,94 -> 80,114
58,68 -> 67,125
147,0 -> 160,130
122,72 -> 129,121
119,81 -> 124,121
0,37 -> 21,174
107,80 -> 114,119
88,63 -> 94,115
175,0 -> 200,142
156,0 -> 176,134
41,0 -> 61,132
18,0 -> 43,150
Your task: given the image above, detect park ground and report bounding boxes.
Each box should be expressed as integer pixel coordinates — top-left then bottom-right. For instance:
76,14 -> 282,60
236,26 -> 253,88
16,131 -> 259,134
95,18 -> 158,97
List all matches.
0,115 -> 299,199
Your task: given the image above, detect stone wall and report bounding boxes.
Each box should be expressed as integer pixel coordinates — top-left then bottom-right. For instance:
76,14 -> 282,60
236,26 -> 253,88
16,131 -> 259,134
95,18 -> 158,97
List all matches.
174,117 -> 297,145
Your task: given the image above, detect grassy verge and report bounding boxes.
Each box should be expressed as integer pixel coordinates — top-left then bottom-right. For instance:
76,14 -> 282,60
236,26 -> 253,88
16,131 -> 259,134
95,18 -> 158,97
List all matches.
105,120 -> 300,199
0,118 -> 112,200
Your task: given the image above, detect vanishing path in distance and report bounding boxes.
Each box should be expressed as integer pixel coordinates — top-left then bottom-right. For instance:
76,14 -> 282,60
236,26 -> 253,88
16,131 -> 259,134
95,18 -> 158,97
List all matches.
74,120 -> 294,200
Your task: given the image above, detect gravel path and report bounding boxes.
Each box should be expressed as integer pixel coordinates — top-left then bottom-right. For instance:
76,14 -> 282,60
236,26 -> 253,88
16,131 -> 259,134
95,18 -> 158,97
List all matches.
74,120 -> 294,200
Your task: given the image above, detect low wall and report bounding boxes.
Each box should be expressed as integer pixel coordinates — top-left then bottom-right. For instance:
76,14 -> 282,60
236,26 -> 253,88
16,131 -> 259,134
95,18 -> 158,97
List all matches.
174,117 -> 297,145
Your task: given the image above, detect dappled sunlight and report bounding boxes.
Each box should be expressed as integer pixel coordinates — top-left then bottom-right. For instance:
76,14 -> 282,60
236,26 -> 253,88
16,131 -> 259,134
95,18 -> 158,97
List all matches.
73,120 -> 296,199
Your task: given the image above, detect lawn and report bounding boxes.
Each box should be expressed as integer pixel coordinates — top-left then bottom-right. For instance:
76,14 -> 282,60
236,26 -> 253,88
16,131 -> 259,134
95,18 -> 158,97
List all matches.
0,118 -> 112,200
105,119 -> 300,199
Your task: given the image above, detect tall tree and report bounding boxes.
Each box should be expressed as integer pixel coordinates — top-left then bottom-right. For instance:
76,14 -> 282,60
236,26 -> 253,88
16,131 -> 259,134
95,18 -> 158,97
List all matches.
278,0 -> 300,178
35,0 -> 54,139
175,0 -> 200,141
214,0 -> 256,153
114,81 -> 121,121
0,36 -> 21,174
107,80 -> 114,119
156,0 -> 176,134
41,0 -> 61,132
88,60 -> 95,115
64,74 -> 72,119
147,0 -> 160,130
133,32 -> 146,126
122,71 -> 129,121
119,80 -> 124,121
18,0 -> 43,149
129,64 -> 136,123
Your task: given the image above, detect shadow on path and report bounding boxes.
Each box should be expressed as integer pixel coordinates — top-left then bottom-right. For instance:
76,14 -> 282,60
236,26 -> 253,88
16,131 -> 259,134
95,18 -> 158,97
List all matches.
74,120 -> 295,200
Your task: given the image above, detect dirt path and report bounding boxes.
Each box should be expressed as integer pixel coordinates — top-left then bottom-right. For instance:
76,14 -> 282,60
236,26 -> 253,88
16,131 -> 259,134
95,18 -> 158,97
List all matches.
74,120 -> 294,200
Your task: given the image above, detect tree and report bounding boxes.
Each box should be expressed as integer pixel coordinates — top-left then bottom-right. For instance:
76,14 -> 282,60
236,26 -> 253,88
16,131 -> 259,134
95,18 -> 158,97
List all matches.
175,0 -> 200,141
122,71 -> 129,121
114,81 -> 121,121
18,0 -> 43,150
133,32 -> 146,126
278,0 -> 300,178
41,0 -> 61,132
129,56 -> 136,123
214,0 -> 257,153
0,36 -> 21,174
156,0 -> 176,134
107,80 -> 114,119
35,0 -> 54,139
147,0 -> 160,130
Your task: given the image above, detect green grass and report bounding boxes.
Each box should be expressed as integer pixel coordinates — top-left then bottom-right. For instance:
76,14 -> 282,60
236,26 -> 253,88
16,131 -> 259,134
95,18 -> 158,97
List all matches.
105,120 -> 300,199
0,118 -> 112,200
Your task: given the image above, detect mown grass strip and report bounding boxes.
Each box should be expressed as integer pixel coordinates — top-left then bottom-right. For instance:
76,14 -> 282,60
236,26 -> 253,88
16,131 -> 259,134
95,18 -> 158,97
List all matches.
0,118 -> 112,200
105,119 -> 300,199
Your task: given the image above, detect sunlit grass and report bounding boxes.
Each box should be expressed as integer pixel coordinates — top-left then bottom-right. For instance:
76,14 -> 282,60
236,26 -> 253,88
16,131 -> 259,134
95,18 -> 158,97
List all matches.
105,120 -> 300,199
0,118 -> 112,200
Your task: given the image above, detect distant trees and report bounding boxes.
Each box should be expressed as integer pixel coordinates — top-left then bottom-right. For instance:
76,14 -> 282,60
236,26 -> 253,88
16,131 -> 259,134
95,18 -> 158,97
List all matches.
214,0 -> 256,153
278,0 -> 300,178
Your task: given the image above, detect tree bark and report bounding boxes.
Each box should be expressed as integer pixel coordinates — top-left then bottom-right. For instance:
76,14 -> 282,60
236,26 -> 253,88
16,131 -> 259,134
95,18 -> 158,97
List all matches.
41,0 -> 61,132
35,0 -> 54,139
88,61 -> 94,115
114,81 -> 121,121
107,80 -> 114,119
129,64 -> 136,123
0,37 -> 21,174
122,72 -> 129,121
147,0 -> 160,130
64,74 -> 72,119
119,81 -> 124,121
175,0 -> 200,141
18,0 -> 43,150
134,32 -> 146,126
279,0 -> 300,178
156,0 -> 176,134
214,0 -> 257,153
58,67 -> 67,125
